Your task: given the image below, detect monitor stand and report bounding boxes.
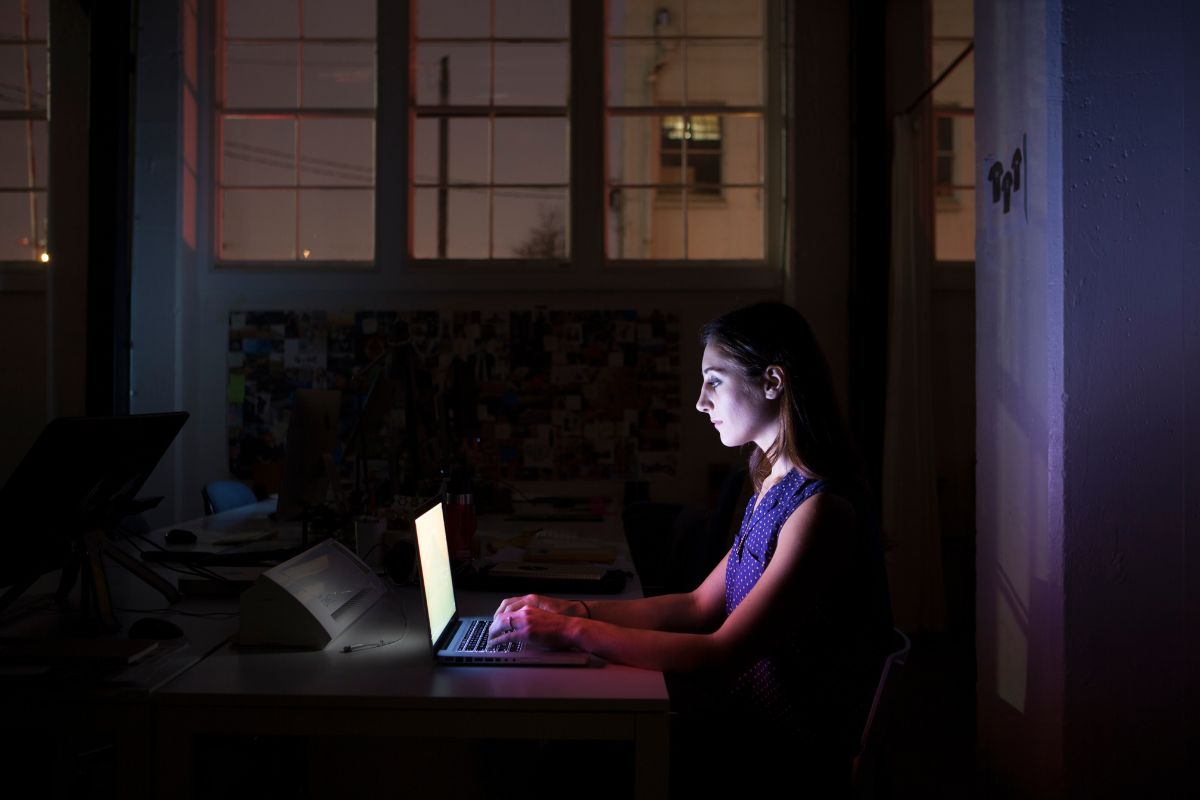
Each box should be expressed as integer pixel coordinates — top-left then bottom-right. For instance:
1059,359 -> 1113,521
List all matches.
52,528 -> 181,633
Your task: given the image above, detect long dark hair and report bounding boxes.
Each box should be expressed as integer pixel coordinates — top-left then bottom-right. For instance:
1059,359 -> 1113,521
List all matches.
701,303 -> 864,493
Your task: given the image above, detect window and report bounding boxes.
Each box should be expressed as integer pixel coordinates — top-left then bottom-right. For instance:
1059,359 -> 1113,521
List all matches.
931,0 -> 974,262
660,114 -> 721,195
216,0 -> 377,264
0,0 -> 48,263
215,0 -> 781,268
606,0 -> 766,260
411,0 -> 570,260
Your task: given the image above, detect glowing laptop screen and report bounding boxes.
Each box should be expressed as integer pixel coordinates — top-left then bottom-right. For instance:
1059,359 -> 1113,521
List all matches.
414,501 -> 457,647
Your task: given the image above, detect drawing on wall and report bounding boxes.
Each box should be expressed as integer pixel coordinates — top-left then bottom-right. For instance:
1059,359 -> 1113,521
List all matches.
984,134 -> 1027,219
227,309 -> 681,487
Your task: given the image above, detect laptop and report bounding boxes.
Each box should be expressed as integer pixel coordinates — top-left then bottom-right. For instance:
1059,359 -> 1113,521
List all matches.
413,497 -> 590,666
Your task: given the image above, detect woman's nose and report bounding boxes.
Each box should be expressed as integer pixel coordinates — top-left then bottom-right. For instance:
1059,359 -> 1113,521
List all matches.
696,387 -> 710,413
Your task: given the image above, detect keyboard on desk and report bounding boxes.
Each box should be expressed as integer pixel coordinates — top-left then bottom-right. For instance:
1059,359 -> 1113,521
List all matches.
457,618 -> 524,654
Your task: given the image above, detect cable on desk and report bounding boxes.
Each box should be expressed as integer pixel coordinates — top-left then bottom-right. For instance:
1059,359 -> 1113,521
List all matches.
340,593 -> 408,654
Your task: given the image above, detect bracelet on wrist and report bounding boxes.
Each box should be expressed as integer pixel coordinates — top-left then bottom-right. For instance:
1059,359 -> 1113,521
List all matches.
578,599 -> 591,619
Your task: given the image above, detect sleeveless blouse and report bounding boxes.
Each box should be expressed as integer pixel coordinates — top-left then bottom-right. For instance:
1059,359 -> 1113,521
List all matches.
723,468 -> 892,750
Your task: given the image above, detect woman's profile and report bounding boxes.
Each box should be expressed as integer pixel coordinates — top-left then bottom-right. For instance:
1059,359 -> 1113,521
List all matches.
488,302 -> 893,792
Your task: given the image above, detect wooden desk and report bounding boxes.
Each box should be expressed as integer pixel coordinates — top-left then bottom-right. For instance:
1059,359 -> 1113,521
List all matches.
151,504 -> 670,798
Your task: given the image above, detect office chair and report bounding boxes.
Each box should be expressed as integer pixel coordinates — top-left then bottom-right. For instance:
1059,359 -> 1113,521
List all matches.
852,627 -> 912,799
201,480 -> 257,515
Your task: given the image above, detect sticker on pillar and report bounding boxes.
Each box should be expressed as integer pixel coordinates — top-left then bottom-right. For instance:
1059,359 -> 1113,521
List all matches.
981,134 -> 1028,242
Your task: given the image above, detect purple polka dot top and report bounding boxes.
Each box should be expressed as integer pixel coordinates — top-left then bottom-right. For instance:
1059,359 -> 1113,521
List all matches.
724,469 -> 828,725
720,466 -> 894,750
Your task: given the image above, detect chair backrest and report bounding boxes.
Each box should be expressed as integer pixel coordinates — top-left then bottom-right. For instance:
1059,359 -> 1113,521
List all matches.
852,627 -> 912,797
201,480 -> 257,515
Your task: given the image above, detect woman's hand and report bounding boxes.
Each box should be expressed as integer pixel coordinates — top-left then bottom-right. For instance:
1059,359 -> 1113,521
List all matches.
493,593 -> 586,619
487,603 -> 580,650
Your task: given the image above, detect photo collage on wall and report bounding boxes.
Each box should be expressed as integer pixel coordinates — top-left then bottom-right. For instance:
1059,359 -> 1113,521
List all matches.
227,309 -> 681,490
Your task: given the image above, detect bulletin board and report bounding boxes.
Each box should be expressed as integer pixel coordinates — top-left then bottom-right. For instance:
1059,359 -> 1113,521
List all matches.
226,308 -> 681,485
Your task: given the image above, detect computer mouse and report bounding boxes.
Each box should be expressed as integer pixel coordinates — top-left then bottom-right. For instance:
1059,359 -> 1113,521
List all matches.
127,616 -> 184,640
166,528 -> 197,545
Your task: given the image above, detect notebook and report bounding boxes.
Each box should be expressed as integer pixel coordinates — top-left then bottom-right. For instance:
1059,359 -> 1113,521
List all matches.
413,497 -> 589,666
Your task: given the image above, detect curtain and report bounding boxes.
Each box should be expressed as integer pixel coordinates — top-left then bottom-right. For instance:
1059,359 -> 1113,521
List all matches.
882,113 -> 946,632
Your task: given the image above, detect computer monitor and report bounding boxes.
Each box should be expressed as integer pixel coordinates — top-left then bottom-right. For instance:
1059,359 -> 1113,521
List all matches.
276,389 -> 342,521
0,412 -> 188,614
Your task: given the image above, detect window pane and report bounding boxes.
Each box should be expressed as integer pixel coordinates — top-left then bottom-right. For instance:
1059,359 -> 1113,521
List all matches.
0,191 -> 44,259
300,118 -> 373,186
932,0 -> 973,38
304,0 -> 376,38
607,188 -> 682,259
221,189 -> 297,259
494,188 -> 566,258
932,44 -> 973,107
413,116 -> 490,185
415,44 -> 490,105
935,187 -> 975,261
412,187 -> 490,258
686,41 -> 761,105
416,0 -> 489,39
225,43 -> 298,108
614,115 -> 700,187
0,44 -> 46,110
495,0 -> 568,38
299,189 -> 373,260
608,0 -> 682,37
225,0 -> 299,38
31,118 -> 45,185
608,41 -> 682,106
722,114 -> 761,184
302,43 -> 375,108
607,115 -> 669,185
494,117 -> 566,184
495,44 -> 567,106
0,120 -> 32,186
686,0 -> 763,37
688,187 -> 762,259
222,117 -> 295,186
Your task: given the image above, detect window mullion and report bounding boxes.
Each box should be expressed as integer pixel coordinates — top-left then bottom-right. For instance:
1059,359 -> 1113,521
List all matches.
376,0 -> 410,268
569,0 -> 604,272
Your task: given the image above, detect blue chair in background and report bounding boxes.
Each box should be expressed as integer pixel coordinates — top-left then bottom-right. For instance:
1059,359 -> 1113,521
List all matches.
201,480 -> 257,515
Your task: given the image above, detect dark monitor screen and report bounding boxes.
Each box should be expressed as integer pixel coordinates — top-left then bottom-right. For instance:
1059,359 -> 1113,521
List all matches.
0,412 -> 188,591
276,389 -> 341,521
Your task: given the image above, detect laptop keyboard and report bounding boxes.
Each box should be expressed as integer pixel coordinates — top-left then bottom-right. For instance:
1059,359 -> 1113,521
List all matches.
457,618 -> 524,653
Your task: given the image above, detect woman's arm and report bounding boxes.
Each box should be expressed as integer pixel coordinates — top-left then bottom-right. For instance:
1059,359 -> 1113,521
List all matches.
493,552 -> 729,634
489,493 -> 855,672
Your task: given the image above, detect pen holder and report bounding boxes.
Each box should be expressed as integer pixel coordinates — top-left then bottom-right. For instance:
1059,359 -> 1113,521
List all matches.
445,493 -> 476,564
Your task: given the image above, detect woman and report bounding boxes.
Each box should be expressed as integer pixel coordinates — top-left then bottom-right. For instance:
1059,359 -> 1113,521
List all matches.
488,303 -> 893,789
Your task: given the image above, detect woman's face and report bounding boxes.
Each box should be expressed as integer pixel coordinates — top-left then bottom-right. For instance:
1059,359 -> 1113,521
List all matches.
695,343 -> 780,452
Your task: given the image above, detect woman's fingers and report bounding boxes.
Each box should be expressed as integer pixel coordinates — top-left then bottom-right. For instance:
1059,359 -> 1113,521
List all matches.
492,593 -> 545,619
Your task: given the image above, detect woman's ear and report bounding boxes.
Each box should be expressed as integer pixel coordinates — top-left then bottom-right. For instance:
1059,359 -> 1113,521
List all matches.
762,365 -> 784,400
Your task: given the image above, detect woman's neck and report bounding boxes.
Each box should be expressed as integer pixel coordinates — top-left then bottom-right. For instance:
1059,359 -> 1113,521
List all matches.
758,456 -> 796,493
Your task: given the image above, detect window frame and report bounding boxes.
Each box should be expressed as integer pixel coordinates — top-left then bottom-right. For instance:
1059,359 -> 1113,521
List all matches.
0,0 -> 49,270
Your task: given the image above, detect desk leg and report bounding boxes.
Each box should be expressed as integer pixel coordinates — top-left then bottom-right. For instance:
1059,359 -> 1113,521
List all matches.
154,710 -> 194,799
634,712 -> 669,800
